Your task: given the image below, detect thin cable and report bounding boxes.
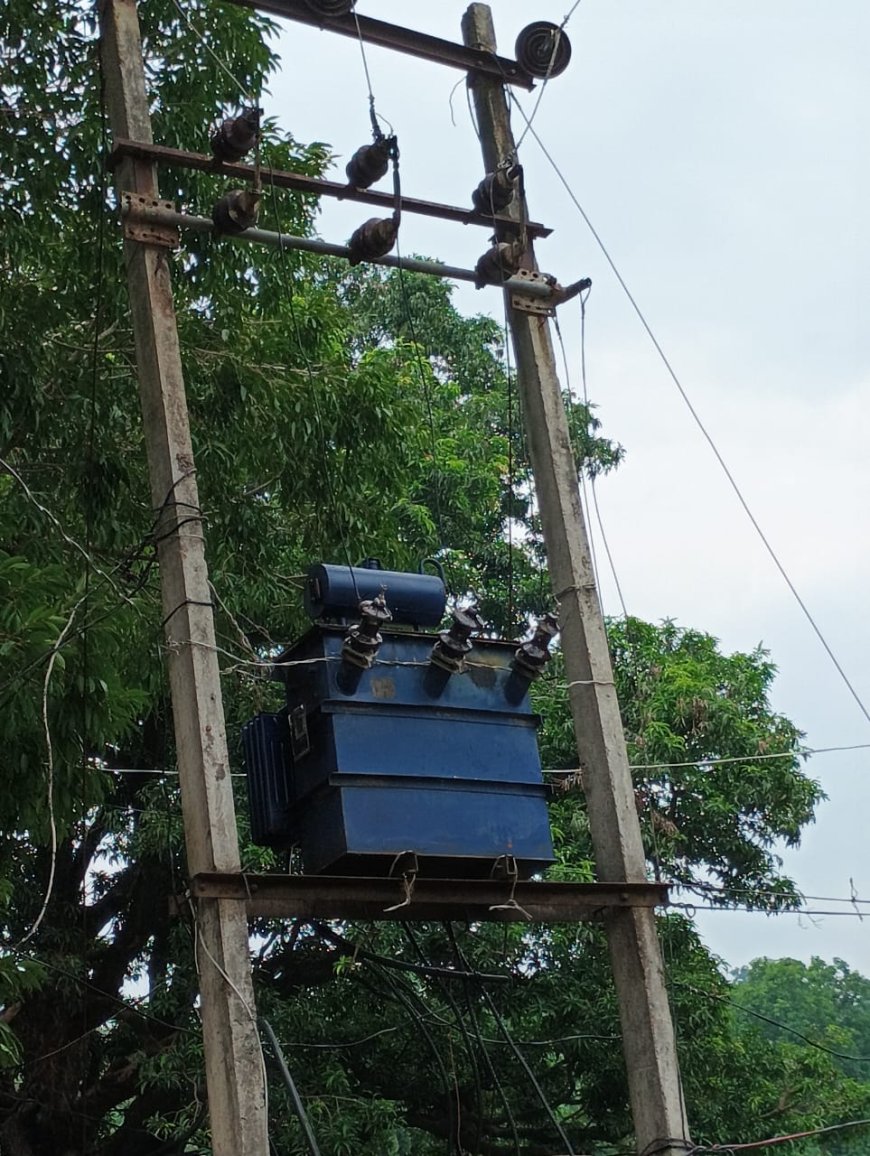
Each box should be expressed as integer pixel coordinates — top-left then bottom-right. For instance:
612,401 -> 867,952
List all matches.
544,741 -> 870,773
13,599 -> 82,947
676,979 -> 870,1065
472,971 -> 576,1155
511,102 -> 870,730
554,309 -> 603,600
689,1119 -> 870,1153
170,0 -> 253,101
444,923 -> 521,1156
514,1 -> 584,151
260,1018 -> 322,1156
393,251 -> 450,567
266,176 -> 360,591
579,289 -> 629,617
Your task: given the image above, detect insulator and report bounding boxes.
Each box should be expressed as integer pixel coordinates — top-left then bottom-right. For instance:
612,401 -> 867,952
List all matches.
430,604 -> 485,674
345,137 -> 392,189
471,165 -> 520,215
513,614 -> 559,680
474,241 -> 523,289
342,591 -> 392,670
212,188 -> 261,235
348,216 -> 399,266
515,21 -> 572,79
210,107 -> 261,163
303,0 -> 355,15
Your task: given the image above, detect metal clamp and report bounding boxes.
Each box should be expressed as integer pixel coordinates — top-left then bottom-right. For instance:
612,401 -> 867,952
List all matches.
511,269 -> 593,316
121,191 -> 181,249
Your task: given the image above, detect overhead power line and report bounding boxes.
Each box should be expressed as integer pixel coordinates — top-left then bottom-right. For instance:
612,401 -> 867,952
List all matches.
509,99 -> 870,732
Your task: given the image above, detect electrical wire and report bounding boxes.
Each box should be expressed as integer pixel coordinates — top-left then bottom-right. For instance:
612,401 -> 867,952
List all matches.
578,290 -> 629,617
514,0 -> 585,152
543,741 -> 870,774
674,984 -> 868,1063
688,1119 -> 870,1152
450,939 -> 577,1156
266,176 -> 361,593
509,100 -> 870,731
170,0 -> 254,102
260,1017 -> 322,1156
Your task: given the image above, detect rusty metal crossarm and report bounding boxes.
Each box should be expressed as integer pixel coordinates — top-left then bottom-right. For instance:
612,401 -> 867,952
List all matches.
220,0 -> 534,89
109,139 -> 552,238
190,872 -> 670,922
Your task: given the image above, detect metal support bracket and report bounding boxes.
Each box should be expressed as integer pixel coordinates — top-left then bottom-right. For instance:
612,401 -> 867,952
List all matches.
511,268 -> 559,316
187,872 -> 670,923
121,191 -> 180,248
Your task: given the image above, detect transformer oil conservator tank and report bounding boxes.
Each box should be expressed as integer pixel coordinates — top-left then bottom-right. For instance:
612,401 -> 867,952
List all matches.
243,563 -> 555,879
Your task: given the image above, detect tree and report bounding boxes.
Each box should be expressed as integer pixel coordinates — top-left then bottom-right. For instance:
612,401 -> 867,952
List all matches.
0,1 -> 838,1152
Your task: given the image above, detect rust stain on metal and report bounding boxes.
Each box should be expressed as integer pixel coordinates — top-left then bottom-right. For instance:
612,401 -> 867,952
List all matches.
370,677 -> 396,700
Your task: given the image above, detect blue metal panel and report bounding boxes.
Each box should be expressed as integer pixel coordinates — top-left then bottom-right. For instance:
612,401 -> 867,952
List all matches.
293,776 -> 553,876
247,621 -> 556,877
305,563 -> 446,626
242,712 -> 292,847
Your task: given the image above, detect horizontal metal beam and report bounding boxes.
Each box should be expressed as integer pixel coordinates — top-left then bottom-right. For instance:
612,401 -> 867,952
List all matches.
120,195 -> 586,300
223,0 -> 534,89
190,872 -> 670,922
109,140 -> 552,238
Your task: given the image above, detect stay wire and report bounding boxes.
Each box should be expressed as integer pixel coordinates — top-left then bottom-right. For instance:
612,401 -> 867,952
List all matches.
509,100 -> 870,730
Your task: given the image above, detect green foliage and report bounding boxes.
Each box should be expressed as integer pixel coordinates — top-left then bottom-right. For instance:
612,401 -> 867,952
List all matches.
535,617 -> 822,906
0,0 -> 837,1153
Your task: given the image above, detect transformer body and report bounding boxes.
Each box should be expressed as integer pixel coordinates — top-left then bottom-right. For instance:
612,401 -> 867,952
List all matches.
243,624 -> 554,878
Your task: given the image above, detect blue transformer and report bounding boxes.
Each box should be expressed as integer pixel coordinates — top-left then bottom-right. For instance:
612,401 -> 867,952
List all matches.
243,587 -> 555,878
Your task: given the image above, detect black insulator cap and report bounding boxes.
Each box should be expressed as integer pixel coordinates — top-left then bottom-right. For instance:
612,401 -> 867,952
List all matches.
474,241 -> 523,289
303,0 -> 355,15
431,604 -> 485,673
342,592 -> 392,669
212,188 -> 260,235
472,167 -> 519,215
515,21 -> 572,79
348,216 -> 399,266
513,613 -> 559,679
345,138 -> 392,189
211,107 -> 261,163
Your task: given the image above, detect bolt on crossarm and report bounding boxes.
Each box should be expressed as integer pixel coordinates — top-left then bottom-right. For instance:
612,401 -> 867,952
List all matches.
461,5 -> 691,1154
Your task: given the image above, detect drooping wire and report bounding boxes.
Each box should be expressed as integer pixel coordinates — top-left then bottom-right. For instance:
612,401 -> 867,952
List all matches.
402,924 -> 486,1156
260,1018 -> 322,1156
687,1118 -> 870,1153
509,99 -> 870,730
450,937 -> 577,1156
443,923 -> 521,1156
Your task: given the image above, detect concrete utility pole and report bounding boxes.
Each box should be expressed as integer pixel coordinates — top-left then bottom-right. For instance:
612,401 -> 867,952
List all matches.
98,1 -> 268,1152
462,6 -> 691,1154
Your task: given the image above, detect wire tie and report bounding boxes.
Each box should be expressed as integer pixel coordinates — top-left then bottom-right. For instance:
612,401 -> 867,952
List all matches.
383,872 -> 416,914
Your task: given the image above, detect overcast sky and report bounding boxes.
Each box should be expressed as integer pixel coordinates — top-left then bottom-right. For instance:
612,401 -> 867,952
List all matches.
265,1 -> 870,972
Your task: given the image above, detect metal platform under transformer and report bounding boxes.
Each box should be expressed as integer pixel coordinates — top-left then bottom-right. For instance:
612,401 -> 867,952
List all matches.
190,873 -> 670,923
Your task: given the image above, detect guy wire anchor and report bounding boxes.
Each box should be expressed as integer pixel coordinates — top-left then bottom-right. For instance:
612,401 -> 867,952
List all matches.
510,270 -> 592,317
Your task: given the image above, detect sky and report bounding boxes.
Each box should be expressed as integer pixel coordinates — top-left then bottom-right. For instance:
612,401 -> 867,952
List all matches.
263,1 -> 870,972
